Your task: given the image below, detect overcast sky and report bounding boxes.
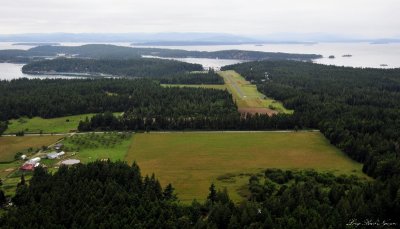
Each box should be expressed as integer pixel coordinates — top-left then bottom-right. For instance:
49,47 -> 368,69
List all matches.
1,0 -> 399,38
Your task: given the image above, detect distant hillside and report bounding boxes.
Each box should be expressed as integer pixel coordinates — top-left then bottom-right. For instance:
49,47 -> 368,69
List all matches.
0,44 -> 322,63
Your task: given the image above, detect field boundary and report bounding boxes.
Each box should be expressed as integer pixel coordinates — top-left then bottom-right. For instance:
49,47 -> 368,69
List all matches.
1,130 -> 319,137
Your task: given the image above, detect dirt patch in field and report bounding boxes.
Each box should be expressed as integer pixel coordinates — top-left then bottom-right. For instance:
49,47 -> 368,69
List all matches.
239,108 -> 278,116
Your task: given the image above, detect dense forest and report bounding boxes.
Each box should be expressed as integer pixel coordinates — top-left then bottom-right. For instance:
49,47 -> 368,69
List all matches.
223,61 -> 400,180
0,44 -> 322,63
1,161 -> 398,228
158,70 -> 224,85
0,78 -> 237,121
22,57 -> 203,78
77,112 -> 295,132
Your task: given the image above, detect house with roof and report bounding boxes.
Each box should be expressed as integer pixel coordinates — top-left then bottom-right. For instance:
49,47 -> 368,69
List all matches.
47,151 -> 65,159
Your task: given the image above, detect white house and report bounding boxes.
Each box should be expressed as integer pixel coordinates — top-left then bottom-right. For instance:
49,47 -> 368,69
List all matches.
27,157 -> 41,164
47,151 -> 65,159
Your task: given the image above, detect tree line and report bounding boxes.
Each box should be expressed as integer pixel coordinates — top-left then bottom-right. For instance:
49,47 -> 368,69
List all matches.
77,112 -> 296,132
158,69 -> 224,85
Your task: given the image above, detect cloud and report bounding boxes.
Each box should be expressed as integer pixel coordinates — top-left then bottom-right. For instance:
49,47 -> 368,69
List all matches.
0,0 -> 399,38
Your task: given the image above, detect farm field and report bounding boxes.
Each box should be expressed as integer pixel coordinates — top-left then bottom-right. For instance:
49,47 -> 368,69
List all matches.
62,132 -> 133,163
5,114 -> 96,134
218,70 -> 293,115
126,131 -> 364,203
0,135 -> 64,162
161,84 -> 227,90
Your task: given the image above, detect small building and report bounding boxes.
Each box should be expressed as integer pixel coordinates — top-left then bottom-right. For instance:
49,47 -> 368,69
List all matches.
61,159 -> 80,166
20,161 -> 41,171
27,157 -> 41,164
47,151 -> 65,159
54,143 -> 64,151
20,163 -> 35,171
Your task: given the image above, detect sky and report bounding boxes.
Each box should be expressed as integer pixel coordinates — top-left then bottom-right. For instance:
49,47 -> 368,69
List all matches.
0,0 -> 399,38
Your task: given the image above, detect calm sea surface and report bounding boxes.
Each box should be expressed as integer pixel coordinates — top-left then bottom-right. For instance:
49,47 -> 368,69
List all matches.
0,42 -> 399,80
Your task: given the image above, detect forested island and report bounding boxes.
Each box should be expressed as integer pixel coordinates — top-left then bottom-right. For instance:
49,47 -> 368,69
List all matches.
0,44 -> 322,63
22,58 -> 225,84
22,58 -> 199,77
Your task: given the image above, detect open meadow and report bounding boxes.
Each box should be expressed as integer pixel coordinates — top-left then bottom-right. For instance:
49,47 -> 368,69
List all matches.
0,135 -> 63,162
5,114 -> 96,134
126,131 -> 364,203
5,113 -> 123,134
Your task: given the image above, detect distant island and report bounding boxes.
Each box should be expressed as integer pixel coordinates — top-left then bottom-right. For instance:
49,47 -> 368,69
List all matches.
132,41 -> 318,46
328,55 -> 335,59
12,42 -> 61,46
342,54 -> 352,57
0,44 -> 323,63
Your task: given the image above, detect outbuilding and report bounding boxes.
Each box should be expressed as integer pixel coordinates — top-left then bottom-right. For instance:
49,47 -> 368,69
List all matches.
61,159 -> 80,166
54,143 -> 64,151
47,151 -> 65,159
27,157 -> 41,164
20,163 -> 35,171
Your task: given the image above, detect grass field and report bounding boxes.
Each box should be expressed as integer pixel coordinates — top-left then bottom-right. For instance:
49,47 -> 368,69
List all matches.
126,131 -> 364,203
5,113 -> 123,134
161,84 -> 227,90
0,136 -> 63,162
5,114 -> 96,134
62,132 -> 133,163
218,70 -> 293,114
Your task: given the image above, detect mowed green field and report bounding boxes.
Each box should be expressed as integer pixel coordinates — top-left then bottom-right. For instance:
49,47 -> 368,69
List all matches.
5,114 -> 96,134
5,113 -> 122,134
62,133 -> 133,163
218,70 -> 293,114
126,131 -> 363,203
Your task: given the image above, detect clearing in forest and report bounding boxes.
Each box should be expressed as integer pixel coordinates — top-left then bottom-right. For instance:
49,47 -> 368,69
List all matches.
5,113 -> 122,134
5,114 -> 96,134
218,70 -> 293,115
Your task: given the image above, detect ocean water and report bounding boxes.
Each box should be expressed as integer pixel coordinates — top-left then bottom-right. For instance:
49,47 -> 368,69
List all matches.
0,42 -> 399,80
134,42 -> 400,69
